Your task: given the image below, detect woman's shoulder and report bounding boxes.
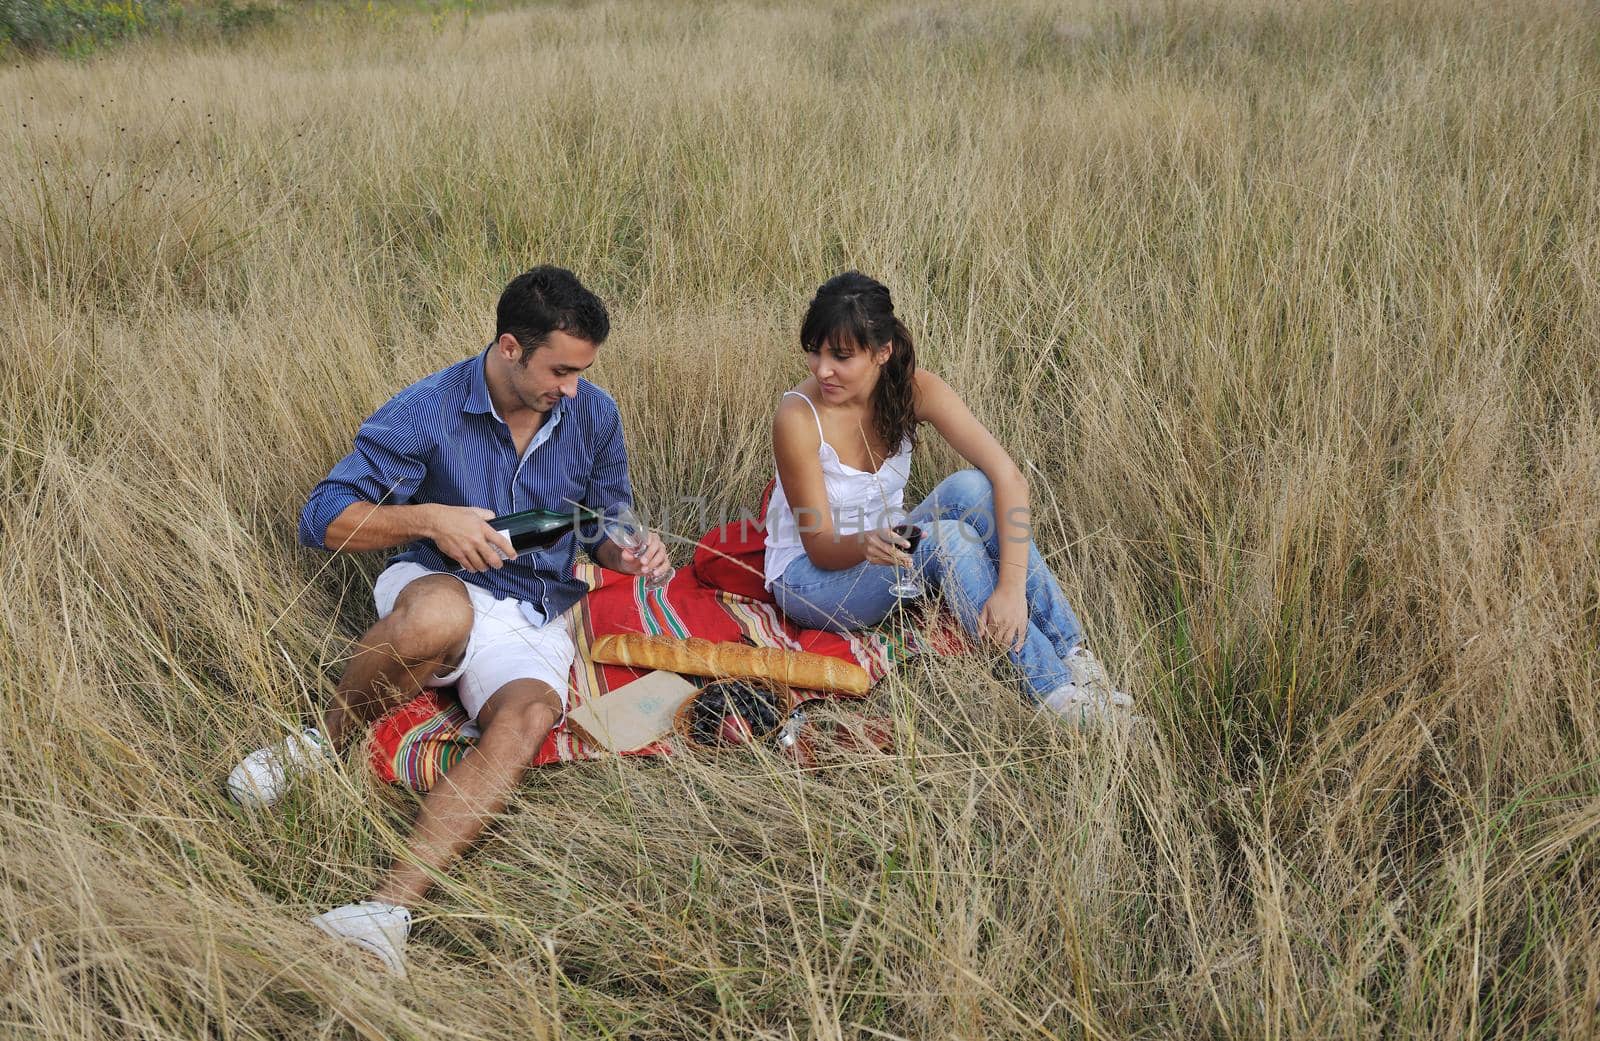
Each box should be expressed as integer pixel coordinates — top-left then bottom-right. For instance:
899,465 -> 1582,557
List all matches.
911,367 -> 956,417
778,378 -> 821,402
773,382 -> 822,441
775,382 -> 821,419
911,366 -> 951,393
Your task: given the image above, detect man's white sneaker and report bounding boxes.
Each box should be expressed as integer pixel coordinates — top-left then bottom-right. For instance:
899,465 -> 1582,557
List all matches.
310,901 -> 411,978
226,728 -> 334,809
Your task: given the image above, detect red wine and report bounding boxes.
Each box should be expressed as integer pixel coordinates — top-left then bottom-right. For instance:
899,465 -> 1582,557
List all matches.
892,523 -> 924,554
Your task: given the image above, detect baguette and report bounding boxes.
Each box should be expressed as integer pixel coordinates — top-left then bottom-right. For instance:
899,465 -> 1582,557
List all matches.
589,634 -> 870,696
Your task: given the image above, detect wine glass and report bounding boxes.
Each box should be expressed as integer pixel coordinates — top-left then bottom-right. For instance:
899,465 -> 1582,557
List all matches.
884,508 -> 924,599
603,504 -> 674,589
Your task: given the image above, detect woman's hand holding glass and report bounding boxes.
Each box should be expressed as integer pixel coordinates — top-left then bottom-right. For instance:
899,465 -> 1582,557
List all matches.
861,526 -> 915,568
878,508 -> 925,598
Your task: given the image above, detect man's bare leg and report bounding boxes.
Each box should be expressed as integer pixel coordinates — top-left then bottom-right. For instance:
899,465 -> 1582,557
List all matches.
319,575 -> 474,750
227,575 -> 476,815
371,679 -> 561,908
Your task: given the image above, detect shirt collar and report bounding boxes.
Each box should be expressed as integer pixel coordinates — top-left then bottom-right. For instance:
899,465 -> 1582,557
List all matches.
468,346 -> 570,432
463,346 -> 496,416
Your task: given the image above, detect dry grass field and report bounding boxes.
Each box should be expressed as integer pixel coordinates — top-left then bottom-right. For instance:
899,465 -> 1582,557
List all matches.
2,0 -> 1598,1037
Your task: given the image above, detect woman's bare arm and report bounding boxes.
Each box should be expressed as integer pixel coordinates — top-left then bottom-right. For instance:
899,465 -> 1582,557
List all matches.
772,394 -> 876,570
913,370 -> 1030,591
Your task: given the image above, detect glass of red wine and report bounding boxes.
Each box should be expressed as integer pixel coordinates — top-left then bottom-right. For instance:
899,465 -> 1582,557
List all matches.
886,509 -> 925,598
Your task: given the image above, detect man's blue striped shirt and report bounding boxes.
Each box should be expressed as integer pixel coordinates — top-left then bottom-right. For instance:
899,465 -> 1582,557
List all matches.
298,348 -> 632,622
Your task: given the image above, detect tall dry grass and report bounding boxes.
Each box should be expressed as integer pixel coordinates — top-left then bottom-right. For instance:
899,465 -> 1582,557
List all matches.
3,0 -> 1599,1036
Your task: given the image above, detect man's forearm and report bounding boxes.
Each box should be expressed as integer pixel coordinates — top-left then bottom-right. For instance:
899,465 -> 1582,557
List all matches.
321,502 -> 441,553
590,537 -> 625,571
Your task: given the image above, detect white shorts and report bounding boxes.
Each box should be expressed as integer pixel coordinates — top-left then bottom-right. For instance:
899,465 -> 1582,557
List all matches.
373,561 -> 575,723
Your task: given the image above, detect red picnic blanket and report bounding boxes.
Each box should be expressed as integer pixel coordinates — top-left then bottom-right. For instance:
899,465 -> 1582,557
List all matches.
368,562 -> 944,791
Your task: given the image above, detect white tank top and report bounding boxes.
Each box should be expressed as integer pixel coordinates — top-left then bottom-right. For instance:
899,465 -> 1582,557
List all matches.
763,391 -> 913,588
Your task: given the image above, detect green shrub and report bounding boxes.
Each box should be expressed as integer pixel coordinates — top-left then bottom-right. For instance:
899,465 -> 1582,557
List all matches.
210,0 -> 277,37
0,0 -> 165,56
0,0 -> 493,55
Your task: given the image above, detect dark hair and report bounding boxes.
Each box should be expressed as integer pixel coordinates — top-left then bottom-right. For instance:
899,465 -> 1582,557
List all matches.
799,271 -> 918,453
496,266 -> 610,360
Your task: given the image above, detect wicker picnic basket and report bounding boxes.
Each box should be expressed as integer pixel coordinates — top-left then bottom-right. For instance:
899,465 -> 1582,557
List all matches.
673,678 -> 795,751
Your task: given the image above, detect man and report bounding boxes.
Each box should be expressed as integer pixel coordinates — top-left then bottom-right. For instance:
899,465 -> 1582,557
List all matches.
227,266 -> 668,977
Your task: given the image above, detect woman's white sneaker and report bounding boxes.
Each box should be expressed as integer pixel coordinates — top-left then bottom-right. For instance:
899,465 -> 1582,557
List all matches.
1063,646 -> 1134,708
310,901 -> 411,978
226,728 -> 334,809
1040,682 -> 1116,725
1041,647 -> 1139,725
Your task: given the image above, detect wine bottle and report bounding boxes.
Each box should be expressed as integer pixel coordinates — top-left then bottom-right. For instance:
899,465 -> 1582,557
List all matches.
489,505 -> 602,556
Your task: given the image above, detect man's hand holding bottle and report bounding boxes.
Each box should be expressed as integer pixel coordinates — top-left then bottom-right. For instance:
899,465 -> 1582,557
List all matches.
427,505 -> 518,573
427,503 -> 669,583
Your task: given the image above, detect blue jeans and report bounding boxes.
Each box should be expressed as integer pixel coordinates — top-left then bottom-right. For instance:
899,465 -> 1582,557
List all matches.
771,469 -> 1083,700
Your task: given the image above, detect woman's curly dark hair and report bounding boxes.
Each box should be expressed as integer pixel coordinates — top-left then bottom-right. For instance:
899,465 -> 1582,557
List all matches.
799,272 -> 918,457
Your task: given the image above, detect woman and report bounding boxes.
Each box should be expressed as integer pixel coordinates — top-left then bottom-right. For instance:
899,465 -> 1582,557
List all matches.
763,272 -> 1132,723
